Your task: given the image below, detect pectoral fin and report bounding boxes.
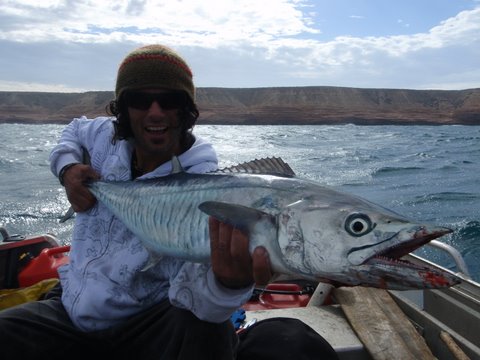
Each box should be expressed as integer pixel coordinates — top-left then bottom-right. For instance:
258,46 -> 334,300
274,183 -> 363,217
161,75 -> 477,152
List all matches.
198,201 -> 275,233
140,252 -> 164,272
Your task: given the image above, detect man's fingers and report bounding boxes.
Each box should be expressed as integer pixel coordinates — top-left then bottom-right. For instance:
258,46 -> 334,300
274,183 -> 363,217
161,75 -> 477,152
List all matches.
252,246 -> 272,286
63,164 -> 99,212
218,221 -> 233,255
230,227 -> 250,262
209,217 -> 273,289
82,167 -> 101,182
208,216 -> 220,253
209,217 -> 228,269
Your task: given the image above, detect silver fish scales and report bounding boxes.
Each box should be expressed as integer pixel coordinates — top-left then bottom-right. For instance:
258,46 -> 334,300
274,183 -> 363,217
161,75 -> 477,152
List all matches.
88,157 -> 460,290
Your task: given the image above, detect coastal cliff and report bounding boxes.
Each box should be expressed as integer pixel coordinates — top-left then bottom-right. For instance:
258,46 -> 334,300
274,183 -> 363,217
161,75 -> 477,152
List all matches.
0,86 -> 479,125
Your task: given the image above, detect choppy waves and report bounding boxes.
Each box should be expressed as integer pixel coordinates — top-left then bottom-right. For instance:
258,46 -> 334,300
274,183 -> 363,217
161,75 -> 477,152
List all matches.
1,123 -> 479,282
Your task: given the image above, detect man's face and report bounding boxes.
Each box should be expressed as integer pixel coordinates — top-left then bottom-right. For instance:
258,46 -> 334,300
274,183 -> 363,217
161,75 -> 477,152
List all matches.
125,89 -> 187,160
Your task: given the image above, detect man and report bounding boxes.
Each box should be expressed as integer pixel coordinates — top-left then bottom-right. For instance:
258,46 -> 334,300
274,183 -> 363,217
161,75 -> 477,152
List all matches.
0,44 -> 272,359
0,44 -> 338,360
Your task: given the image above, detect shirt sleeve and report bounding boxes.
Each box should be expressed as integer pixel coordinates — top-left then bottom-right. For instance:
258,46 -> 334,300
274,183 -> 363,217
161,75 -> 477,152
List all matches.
49,116 -> 112,176
168,262 -> 253,323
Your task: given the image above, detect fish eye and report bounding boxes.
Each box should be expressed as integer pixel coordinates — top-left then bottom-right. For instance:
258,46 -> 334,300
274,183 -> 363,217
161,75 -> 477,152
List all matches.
345,213 -> 375,237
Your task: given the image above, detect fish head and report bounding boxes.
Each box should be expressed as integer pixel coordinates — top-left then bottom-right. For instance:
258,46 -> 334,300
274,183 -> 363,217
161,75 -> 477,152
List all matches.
277,193 -> 460,290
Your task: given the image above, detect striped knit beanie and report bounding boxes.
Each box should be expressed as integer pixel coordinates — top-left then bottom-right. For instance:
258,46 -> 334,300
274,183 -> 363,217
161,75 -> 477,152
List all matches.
115,44 -> 195,102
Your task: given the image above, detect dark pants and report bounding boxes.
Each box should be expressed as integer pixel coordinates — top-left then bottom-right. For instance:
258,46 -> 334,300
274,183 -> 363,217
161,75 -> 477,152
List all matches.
0,285 -> 338,360
0,285 -> 237,360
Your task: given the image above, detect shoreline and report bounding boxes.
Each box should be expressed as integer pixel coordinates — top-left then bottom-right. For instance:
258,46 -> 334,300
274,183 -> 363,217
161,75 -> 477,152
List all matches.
1,86 -> 479,126
1,119 -> 478,126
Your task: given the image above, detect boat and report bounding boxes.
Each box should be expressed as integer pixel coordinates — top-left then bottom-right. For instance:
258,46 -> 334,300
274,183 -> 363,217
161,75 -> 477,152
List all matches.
1,226 -> 479,359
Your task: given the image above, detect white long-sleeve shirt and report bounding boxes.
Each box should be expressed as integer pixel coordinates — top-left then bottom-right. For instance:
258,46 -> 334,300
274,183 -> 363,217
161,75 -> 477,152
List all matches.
49,116 -> 253,332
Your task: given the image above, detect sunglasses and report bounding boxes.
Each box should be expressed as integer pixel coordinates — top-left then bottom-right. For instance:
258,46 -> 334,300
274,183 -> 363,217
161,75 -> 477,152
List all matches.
123,91 -> 187,111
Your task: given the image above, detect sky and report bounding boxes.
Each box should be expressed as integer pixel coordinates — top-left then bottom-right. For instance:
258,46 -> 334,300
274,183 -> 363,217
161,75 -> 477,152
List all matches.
0,0 -> 479,93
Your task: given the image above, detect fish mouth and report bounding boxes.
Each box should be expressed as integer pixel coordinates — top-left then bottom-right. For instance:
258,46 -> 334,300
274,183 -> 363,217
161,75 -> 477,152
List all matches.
364,226 -> 453,267
355,226 -> 461,289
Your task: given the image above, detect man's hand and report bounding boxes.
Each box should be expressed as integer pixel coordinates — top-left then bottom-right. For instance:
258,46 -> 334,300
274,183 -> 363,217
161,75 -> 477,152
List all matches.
62,164 -> 100,212
209,217 -> 272,289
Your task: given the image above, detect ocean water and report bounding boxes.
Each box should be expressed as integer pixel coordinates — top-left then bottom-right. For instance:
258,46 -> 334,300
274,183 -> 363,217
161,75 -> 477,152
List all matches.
0,123 -> 479,282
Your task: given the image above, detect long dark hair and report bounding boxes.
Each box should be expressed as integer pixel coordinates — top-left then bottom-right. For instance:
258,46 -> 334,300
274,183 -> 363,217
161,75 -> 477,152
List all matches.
106,91 -> 200,148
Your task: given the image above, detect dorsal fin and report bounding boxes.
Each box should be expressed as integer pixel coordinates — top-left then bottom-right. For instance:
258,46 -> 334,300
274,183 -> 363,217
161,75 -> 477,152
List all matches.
171,156 -> 184,174
214,157 -> 296,177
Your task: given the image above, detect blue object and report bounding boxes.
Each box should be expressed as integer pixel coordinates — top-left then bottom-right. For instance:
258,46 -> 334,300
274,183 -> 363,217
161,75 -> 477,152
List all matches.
230,308 -> 246,330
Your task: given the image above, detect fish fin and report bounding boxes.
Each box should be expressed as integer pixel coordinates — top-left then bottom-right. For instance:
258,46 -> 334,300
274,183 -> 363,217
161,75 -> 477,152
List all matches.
170,156 -> 184,174
214,157 -> 296,177
199,201 -> 276,233
140,252 -> 164,272
59,206 -> 75,223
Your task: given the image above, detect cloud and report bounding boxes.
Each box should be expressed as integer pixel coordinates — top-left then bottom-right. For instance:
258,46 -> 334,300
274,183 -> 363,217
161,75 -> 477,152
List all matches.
0,0 -> 319,45
397,19 -> 410,28
261,7 -> 480,89
0,1 -> 479,91
0,79 -> 86,92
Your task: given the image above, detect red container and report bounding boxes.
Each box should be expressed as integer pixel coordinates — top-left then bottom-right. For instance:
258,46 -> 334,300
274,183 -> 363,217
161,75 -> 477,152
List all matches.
243,283 -> 312,311
18,246 -> 70,287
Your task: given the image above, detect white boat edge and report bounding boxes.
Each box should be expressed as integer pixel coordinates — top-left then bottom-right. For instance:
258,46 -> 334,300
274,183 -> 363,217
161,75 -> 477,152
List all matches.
244,253 -> 480,360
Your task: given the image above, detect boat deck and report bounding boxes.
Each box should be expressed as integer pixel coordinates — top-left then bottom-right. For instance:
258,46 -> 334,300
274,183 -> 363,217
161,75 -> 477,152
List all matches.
245,305 -> 371,360
246,279 -> 480,360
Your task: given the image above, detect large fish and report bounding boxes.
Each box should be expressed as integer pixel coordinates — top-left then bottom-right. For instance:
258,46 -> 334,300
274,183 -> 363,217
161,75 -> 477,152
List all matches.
87,157 -> 460,290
